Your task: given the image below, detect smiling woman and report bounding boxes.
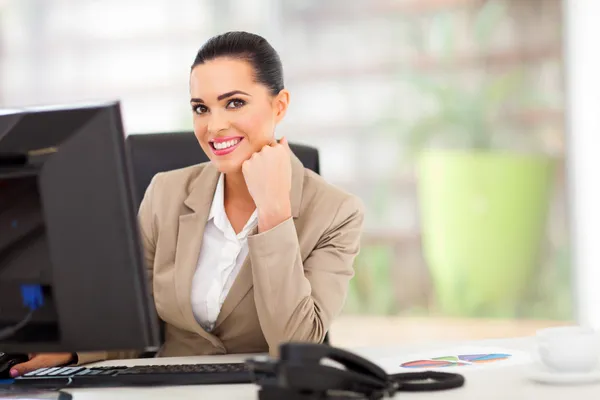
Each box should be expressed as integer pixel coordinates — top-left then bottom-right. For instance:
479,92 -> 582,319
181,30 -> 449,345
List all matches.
9,31 -> 365,377
188,33 -> 289,177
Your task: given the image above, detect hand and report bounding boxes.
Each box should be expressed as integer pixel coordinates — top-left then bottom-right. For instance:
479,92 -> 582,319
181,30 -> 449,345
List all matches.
242,137 -> 292,232
10,353 -> 75,377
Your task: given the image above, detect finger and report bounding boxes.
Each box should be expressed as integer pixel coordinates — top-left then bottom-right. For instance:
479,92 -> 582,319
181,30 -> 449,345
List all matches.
10,357 -> 48,377
242,160 -> 251,173
11,355 -> 70,377
279,136 -> 291,152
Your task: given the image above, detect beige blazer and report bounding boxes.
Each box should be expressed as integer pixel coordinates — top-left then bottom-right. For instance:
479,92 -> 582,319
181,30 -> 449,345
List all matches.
77,154 -> 364,365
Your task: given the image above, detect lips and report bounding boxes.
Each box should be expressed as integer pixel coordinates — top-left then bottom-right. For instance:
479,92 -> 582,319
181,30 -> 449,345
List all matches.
209,137 -> 243,156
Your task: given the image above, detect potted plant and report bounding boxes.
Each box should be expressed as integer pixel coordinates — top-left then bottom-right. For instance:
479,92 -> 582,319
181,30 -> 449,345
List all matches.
403,3 -> 558,317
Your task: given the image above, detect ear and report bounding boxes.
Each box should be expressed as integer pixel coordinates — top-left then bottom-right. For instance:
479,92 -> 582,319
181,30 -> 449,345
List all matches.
273,89 -> 290,124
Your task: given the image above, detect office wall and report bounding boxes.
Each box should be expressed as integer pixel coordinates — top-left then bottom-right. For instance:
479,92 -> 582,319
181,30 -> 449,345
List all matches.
0,0 -> 570,334
564,0 -> 600,330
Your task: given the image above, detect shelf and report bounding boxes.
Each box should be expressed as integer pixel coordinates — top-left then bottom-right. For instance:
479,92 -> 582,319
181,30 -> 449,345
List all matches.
330,175 -> 417,190
508,109 -> 564,126
287,45 -> 561,82
284,0 -> 483,22
2,81 -> 189,105
280,123 -> 381,136
360,230 -> 421,246
281,108 -> 564,140
3,29 -> 204,59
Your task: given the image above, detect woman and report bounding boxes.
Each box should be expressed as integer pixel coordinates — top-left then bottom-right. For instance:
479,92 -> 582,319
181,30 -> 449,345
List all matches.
11,31 -> 364,377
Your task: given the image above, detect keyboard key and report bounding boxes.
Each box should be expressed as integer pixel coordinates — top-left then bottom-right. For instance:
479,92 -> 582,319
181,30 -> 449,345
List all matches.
74,369 -> 93,376
47,368 -> 72,376
35,368 -> 62,376
86,370 -> 104,375
23,368 -> 49,377
98,370 -> 117,376
59,367 -> 84,376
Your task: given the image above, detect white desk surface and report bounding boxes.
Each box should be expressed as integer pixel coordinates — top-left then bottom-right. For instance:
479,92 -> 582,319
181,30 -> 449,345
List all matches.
56,336 -> 600,399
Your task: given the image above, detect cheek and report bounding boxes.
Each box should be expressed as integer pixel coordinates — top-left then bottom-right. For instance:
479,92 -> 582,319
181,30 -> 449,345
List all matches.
192,118 -> 211,150
192,116 -> 207,136
232,109 -> 275,147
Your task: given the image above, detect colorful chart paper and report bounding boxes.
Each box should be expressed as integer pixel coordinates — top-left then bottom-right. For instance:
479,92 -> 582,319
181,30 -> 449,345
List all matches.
401,353 -> 511,368
375,346 -> 531,374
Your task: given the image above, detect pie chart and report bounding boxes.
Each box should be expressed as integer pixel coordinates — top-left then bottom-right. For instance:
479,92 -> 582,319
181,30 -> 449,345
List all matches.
401,353 -> 511,368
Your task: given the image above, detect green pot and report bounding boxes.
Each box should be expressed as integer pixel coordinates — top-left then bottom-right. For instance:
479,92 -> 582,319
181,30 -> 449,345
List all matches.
417,150 -> 556,317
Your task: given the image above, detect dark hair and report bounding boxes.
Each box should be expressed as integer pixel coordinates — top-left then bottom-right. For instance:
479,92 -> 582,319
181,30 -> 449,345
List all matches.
191,31 -> 284,96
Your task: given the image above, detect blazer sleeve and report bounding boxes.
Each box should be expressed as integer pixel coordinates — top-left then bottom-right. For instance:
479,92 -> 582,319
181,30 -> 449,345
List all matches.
247,195 -> 364,355
75,174 -> 160,366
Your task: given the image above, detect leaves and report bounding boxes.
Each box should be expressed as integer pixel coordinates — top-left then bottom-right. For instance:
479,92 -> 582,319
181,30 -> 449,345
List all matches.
402,56 -> 531,151
473,0 -> 507,49
483,68 -> 526,110
407,115 -> 447,152
395,1 -> 534,153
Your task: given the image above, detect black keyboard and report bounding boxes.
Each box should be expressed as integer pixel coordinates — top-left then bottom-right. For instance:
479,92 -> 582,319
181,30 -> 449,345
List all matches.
13,363 -> 251,388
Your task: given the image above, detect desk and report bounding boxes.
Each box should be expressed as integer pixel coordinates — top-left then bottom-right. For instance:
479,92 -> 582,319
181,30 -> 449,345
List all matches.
60,337 -> 600,400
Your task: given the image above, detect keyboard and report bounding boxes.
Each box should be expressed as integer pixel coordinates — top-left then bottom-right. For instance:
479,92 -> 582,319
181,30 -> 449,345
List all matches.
13,363 -> 252,388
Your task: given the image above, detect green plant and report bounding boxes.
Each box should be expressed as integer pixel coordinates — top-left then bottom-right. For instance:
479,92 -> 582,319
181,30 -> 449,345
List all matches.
405,69 -> 529,151
401,1 -> 564,320
401,0 -> 547,153
345,244 -> 396,315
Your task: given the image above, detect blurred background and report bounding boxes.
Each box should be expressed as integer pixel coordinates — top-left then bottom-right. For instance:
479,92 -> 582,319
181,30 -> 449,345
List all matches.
0,0 -> 571,347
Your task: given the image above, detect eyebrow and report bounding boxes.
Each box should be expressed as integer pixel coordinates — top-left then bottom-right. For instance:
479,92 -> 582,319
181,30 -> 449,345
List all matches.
190,90 -> 251,104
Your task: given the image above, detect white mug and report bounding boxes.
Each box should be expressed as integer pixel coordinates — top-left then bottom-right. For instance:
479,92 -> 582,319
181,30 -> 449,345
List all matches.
534,326 -> 600,373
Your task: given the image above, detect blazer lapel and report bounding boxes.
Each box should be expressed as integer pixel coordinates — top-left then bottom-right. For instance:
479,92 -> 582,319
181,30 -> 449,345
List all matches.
173,163 -> 221,344
214,154 -> 305,328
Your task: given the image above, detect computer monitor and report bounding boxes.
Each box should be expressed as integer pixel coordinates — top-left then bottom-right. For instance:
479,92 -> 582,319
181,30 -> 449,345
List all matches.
0,101 -> 160,354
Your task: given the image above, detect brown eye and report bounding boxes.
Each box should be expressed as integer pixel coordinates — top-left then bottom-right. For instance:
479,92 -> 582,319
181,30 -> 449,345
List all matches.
193,104 -> 208,115
226,99 -> 246,109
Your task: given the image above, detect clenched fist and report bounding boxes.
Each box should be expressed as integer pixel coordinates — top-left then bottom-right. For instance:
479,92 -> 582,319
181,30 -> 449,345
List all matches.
242,137 -> 292,232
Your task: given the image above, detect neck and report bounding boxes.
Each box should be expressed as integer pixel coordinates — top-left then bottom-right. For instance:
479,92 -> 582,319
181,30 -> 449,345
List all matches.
223,171 -> 255,210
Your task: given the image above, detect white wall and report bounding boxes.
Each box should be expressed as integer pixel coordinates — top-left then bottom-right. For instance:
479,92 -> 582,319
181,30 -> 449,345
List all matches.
564,0 -> 600,328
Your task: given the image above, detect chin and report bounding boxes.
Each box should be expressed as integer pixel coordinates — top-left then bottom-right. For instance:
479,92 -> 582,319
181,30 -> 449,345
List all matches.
206,142 -> 255,175
211,158 -> 244,175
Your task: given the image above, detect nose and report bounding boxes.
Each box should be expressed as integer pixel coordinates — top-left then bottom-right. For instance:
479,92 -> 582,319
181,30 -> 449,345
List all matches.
206,109 -> 230,135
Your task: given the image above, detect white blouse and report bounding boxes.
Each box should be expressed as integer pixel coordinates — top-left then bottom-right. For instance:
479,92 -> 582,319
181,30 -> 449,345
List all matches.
190,173 -> 258,332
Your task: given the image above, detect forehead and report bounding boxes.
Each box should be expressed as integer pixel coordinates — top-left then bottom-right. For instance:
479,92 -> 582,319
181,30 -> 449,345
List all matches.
190,57 -> 258,99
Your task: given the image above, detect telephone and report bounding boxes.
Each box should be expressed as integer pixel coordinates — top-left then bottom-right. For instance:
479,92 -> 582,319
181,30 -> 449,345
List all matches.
246,343 -> 465,400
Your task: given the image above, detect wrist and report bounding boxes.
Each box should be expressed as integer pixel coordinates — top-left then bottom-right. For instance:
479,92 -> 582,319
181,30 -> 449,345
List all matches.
257,200 -> 292,232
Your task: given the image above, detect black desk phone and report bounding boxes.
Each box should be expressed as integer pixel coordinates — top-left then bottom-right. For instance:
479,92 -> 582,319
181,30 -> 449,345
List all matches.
246,343 -> 465,400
